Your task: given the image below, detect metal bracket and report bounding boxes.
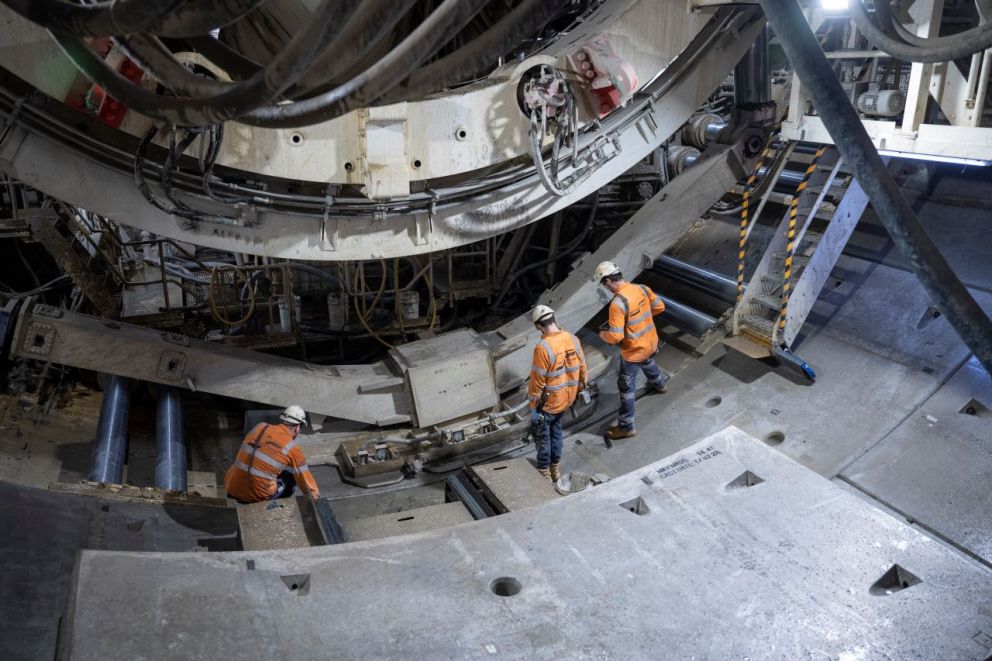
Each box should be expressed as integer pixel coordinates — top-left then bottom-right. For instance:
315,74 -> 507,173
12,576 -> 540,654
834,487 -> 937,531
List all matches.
22,321 -> 55,356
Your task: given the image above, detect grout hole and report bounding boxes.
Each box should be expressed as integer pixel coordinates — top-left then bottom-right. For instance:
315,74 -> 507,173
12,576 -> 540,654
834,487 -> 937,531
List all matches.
490,576 -> 521,597
764,431 -> 785,446
412,159 -> 422,168
290,132 -> 303,145
705,396 -> 722,408
344,161 -> 354,172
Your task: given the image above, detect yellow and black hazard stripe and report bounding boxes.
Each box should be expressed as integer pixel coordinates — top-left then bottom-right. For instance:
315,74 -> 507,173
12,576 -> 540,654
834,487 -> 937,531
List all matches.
777,145 -> 828,333
736,140 -> 778,304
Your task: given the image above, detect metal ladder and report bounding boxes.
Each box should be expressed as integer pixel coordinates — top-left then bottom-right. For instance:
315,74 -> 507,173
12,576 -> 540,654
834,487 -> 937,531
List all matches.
728,144 -> 872,357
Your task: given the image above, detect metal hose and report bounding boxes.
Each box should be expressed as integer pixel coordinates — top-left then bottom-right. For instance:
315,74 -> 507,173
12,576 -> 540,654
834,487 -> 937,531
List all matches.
761,0 -> 992,375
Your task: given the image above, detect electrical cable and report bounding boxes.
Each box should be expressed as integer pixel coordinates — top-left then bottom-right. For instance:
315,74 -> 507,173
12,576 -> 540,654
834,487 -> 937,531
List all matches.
238,0 -> 492,128
51,0 -> 361,126
0,274 -> 72,298
145,0 -> 267,39
376,0 -> 561,103
761,0 -> 992,375
850,0 -> 992,62
0,0 -> 186,37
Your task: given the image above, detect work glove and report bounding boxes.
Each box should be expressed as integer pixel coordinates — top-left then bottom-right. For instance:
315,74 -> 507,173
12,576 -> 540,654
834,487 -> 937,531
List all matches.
530,408 -> 543,425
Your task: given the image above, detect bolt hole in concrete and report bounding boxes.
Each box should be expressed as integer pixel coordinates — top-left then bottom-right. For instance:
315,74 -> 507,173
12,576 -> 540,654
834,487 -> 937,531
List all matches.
281,574 -> 311,595
490,577 -> 522,597
726,470 -> 765,489
33,334 -> 45,347
705,396 -> 722,408
916,305 -> 942,330
619,496 -> 650,515
959,398 -> 989,417
413,159 -> 422,168
344,161 -> 354,172
764,431 -> 785,446
869,564 -> 921,596
290,132 -> 303,145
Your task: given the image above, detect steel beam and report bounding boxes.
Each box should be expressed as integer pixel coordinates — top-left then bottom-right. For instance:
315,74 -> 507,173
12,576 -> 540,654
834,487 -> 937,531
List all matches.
8,304 -> 410,425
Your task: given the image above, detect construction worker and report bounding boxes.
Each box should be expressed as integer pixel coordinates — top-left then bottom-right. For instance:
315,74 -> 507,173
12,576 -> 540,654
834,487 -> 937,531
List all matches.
594,261 -> 669,441
224,405 -> 321,503
528,304 -> 588,481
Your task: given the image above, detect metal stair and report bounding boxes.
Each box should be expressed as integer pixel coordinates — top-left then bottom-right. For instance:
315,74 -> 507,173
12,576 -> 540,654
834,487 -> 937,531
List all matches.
729,145 -> 873,356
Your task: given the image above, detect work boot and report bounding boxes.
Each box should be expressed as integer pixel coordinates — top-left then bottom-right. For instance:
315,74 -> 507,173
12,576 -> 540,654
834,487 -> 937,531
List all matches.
605,425 -> 638,440
537,467 -> 551,480
549,463 -> 561,481
647,380 -> 668,394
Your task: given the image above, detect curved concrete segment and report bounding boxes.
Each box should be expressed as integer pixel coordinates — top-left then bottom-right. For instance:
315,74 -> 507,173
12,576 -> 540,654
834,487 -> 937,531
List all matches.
61,427 -> 992,659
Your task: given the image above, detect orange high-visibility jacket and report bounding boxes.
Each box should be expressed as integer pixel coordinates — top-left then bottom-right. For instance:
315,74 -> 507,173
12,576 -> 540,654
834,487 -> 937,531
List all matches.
224,422 -> 320,502
528,330 -> 588,415
601,282 -> 665,362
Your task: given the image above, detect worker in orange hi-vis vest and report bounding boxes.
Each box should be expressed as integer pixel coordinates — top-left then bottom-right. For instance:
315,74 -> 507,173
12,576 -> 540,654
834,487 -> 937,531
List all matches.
594,261 -> 669,442
224,405 -> 320,503
528,305 -> 588,482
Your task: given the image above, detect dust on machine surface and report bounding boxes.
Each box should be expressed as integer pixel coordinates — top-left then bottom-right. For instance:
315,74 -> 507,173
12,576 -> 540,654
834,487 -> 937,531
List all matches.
0,0 -> 991,658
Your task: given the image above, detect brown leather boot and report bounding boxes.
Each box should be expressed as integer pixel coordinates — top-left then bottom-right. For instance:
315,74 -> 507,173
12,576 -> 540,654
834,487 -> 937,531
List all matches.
549,463 -> 560,481
537,467 -> 551,479
605,425 -> 637,440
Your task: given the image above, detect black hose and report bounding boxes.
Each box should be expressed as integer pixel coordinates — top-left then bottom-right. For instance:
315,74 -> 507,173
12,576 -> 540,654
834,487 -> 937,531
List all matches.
761,0 -> 992,375
51,0 -> 360,126
851,0 -> 992,62
287,0 -> 420,98
185,35 -> 262,80
1,0 -> 186,37
146,0 -> 267,39
239,0 -> 492,128
377,0 -> 561,104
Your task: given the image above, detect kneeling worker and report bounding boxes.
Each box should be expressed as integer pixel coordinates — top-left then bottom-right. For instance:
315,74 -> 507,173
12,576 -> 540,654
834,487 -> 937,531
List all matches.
225,405 -> 320,503
528,305 -> 588,481
594,261 -> 669,441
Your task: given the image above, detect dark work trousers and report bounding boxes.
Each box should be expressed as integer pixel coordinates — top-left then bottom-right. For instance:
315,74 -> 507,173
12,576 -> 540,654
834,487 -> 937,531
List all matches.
617,356 -> 668,430
534,411 -> 565,469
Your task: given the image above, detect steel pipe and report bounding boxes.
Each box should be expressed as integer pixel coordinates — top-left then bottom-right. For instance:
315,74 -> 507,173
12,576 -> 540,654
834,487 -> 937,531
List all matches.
88,374 -> 131,484
658,295 -> 717,337
155,386 -> 187,492
653,256 -> 738,304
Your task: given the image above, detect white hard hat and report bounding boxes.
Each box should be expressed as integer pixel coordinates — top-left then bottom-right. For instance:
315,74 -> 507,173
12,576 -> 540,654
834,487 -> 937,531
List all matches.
532,304 -> 555,323
594,261 -> 621,282
280,405 -> 307,426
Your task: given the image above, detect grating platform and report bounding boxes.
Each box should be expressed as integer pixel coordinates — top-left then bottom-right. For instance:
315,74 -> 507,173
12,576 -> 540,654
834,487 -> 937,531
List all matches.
237,498 -> 310,551
340,501 -> 473,542
467,457 -> 561,512
62,427 -> 992,659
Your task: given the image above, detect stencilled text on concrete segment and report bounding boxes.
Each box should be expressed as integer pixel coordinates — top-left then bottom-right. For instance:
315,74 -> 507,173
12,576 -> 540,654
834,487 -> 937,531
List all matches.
656,447 -> 721,479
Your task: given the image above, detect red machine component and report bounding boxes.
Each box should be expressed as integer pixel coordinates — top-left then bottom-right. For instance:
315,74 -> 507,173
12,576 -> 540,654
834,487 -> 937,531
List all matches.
569,36 -> 639,118
64,40 -> 143,129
